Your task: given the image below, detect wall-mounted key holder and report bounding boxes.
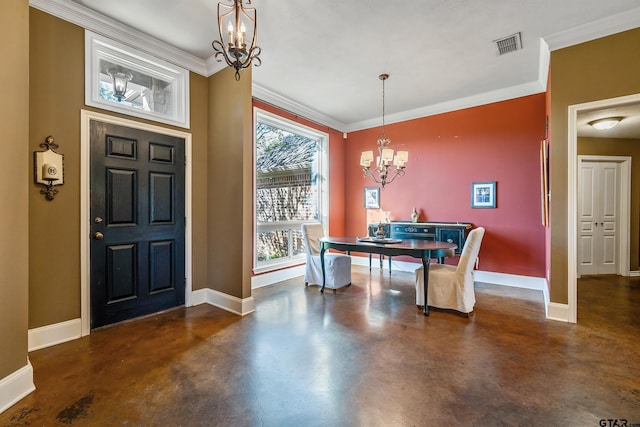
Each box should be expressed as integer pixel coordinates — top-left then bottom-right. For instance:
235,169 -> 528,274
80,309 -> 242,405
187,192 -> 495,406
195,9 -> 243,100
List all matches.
34,135 -> 64,200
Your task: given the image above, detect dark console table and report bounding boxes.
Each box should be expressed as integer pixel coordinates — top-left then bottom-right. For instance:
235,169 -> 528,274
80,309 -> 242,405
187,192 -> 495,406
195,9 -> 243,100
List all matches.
367,221 -> 472,270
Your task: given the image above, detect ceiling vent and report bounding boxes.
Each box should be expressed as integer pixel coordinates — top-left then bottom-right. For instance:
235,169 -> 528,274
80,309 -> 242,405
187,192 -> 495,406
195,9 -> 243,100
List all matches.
493,32 -> 522,56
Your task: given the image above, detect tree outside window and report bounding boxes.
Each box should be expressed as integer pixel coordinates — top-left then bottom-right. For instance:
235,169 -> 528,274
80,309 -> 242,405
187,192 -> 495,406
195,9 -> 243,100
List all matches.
254,111 -> 327,271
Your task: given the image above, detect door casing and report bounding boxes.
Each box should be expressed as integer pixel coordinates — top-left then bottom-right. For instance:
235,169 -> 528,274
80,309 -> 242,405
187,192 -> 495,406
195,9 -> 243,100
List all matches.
80,109 -> 193,336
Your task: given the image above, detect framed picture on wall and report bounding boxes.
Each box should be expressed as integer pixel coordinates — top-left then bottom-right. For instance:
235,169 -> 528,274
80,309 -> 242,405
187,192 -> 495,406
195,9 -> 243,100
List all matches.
471,181 -> 496,208
364,187 -> 380,209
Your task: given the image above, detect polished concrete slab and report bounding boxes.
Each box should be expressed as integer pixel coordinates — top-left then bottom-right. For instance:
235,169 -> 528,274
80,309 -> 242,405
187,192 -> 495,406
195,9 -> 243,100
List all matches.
1,268 -> 639,426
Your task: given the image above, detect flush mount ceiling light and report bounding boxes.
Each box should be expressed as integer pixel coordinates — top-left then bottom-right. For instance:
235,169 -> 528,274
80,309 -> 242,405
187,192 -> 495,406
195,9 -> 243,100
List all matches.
359,74 -> 408,190
589,117 -> 623,130
211,0 -> 262,81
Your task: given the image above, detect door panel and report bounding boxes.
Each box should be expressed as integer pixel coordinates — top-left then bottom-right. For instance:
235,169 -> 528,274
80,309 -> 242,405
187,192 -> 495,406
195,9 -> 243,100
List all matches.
578,161 -> 618,275
107,244 -> 137,302
91,120 -> 185,328
150,173 -> 174,224
108,169 -> 137,225
149,240 -> 174,292
578,164 -> 597,274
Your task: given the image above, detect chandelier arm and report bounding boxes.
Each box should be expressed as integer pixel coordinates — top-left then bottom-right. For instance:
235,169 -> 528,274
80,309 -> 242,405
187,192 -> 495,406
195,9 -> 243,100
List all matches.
384,168 -> 403,185
248,46 -> 262,63
363,169 -> 382,184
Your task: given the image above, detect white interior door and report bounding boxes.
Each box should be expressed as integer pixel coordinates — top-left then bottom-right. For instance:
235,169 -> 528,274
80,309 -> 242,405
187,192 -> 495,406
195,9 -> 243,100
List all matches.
578,161 -> 619,275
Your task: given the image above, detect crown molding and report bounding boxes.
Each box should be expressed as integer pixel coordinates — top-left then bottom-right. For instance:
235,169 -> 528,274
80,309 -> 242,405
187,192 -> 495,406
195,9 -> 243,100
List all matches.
29,0 -> 637,132
346,38 -> 551,132
205,55 -> 228,77
345,78 -> 546,133
252,84 -> 348,132
537,37 -> 550,91
544,6 -> 640,51
29,0 -> 208,76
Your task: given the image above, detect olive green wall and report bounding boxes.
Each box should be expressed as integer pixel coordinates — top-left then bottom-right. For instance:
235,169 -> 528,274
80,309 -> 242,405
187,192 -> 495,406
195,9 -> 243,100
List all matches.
28,9 -> 214,328
549,27 -> 640,303
578,137 -> 640,271
207,68 -> 253,299
0,0 -> 30,379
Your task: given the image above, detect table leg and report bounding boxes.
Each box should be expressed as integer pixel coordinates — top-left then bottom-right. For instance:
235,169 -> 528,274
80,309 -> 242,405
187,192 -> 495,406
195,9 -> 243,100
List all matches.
320,244 -> 326,293
422,256 -> 430,316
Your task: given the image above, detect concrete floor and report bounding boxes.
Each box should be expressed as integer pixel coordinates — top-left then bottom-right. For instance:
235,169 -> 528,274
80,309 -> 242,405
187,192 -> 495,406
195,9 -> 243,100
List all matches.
1,268 -> 639,426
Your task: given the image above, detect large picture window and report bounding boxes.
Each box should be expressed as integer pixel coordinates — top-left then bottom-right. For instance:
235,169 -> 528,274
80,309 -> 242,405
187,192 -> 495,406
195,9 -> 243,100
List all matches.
253,109 -> 329,273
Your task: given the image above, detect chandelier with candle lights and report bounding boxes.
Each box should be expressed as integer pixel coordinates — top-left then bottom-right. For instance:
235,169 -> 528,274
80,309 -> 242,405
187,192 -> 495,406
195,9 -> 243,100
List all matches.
211,0 -> 262,81
360,74 -> 408,189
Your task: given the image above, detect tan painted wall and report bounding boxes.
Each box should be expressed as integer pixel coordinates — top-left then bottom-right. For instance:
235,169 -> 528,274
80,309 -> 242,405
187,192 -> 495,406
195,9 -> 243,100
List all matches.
578,137 -> 640,270
0,0 -> 30,379
29,8 -> 84,328
28,9 -> 211,327
207,67 -> 253,299
189,73 -> 210,291
549,27 -> 640,303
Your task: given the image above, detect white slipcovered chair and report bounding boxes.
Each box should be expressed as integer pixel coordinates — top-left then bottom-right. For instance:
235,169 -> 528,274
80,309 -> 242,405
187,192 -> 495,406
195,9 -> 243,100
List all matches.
301,223 -> 351,291
415,227 -> 485,314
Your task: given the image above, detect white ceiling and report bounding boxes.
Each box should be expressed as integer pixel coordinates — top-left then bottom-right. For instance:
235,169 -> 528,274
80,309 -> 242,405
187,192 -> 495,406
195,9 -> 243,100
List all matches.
58,0 -> 640,135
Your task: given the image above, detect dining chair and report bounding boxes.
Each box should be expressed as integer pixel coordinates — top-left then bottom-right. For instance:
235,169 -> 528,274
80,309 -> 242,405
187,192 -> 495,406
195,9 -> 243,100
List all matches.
301,223 -> 351,291
415,227 -> 485,314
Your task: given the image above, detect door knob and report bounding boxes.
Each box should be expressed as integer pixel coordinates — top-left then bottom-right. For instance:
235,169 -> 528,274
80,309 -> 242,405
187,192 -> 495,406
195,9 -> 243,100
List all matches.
94,232 -> 104,240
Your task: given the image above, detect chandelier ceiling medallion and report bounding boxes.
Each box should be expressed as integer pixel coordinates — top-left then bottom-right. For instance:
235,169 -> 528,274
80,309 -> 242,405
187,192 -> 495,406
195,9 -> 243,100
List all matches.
211,0 -> 262,81
360,74 -> 408,189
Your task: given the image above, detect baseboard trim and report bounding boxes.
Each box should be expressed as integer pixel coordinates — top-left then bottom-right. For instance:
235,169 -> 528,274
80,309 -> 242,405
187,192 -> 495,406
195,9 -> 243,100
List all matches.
474,270 -> 547,290
28,318 -> 82,352
252,265 -> 306,289
547,302 -> 570,322
629,270 -> 640,277
191,288 -> 255,316
0,360 -> 35,414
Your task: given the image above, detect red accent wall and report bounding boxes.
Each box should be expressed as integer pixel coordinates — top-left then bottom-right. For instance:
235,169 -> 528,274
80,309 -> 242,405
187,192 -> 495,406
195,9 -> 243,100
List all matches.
344,94 -> 547,277
253,99 -> 346,236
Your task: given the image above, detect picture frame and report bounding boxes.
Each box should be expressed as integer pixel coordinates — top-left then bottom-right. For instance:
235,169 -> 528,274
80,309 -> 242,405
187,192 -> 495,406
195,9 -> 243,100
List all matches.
471,181 -> 496,208
364,187 -> 380,209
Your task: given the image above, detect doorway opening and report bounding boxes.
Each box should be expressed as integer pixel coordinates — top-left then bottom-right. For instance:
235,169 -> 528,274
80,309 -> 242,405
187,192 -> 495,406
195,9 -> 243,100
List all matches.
80,110 -> 193,336
577,156 -> 630,276
568,93 -> 640,323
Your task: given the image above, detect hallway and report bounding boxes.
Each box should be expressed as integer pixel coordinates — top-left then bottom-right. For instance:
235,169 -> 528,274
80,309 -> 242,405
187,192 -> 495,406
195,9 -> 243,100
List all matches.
1,268 -> 638,426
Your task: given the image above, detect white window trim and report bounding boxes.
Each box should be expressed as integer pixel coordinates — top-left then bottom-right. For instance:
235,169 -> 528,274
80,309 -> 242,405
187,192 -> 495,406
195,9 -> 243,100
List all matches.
85,31 -> 190,129
253,107 -> 329,274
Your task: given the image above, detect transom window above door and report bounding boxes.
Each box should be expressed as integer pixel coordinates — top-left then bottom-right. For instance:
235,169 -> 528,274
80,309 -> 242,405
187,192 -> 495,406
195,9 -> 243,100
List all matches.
85,31 -> 190,129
